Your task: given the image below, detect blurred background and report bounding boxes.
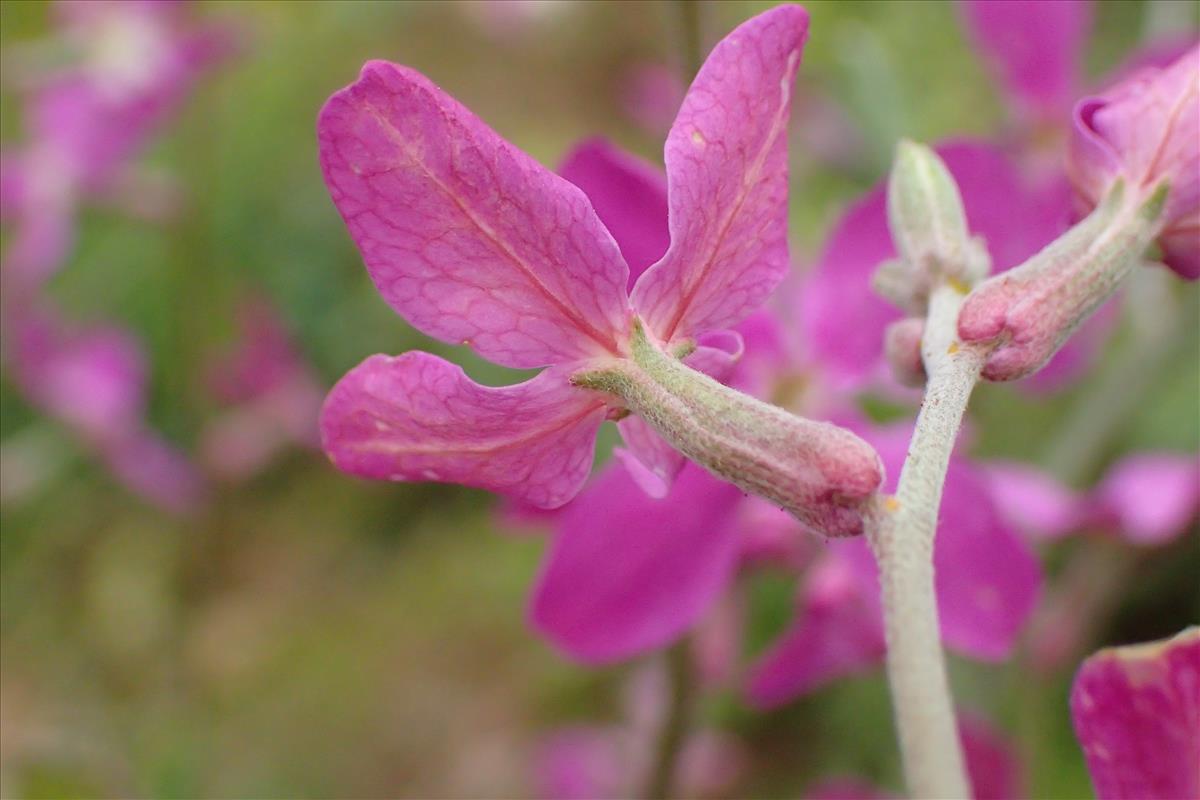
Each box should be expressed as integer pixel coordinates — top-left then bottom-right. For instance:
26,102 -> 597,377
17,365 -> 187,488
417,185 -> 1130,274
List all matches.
1,1 -> 1197,798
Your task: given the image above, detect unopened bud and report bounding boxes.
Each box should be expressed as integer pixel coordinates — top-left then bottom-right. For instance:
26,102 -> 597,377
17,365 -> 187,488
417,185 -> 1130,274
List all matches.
884,317 -> 926,387
880,140 -> 990,313
1067,45 -> 1199,280
958,180 -> 1167,381
572,320 -> 884,537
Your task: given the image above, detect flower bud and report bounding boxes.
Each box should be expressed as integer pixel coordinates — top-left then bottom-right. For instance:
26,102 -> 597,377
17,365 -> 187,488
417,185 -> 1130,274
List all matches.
1067,44 -> 1199,279
958,180 -> 1167,382
879,140 -> 990,312
883,317 -> 926,387
572,320 -> 884,537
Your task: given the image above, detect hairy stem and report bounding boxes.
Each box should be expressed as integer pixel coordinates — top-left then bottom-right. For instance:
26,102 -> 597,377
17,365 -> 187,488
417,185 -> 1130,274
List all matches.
867,283 -> 980,798
642,640 -> 694,800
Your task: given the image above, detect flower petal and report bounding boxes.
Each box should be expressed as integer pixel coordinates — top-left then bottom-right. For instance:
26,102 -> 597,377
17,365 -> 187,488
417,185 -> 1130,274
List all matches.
959,0 -> 1091,120
318,61 -> 632,369
557,137 -> 669,285
631,5 -> 808,342
960,713 -> 1025,800
529,464 -> 742,663
1071,627 -> 1200,800
1097,452 -> 1200,545
983,460 -> 1086,540
745,554 -> 887,708
320,352 -> 607,508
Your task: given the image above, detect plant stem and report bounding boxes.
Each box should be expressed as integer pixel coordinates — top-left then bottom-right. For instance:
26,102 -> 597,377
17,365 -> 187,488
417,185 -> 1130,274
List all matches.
866,283 -> 980,799
673,0 -> 706,82
642,640 -> 694,800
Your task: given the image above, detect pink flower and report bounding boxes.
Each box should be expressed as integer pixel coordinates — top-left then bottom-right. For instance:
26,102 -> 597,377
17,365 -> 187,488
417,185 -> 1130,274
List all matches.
959,0 -> 1092,126
1067,44 -> 1200,279
1071,627 -> 1200,800
200,298 -> 325,482
513,137 -> 1038,667
1,1 -> 232,293
5,306 -> 204,513
319,7 -> 838,511
533,664 -> 746,799
984,452 -> 1200,545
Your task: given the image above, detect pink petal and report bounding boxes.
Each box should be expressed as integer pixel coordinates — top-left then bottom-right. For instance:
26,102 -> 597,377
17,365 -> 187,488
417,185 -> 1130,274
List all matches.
557,137 -> 669,284
1097,452 -> 1200,545
1067,44 -> 1200,279
959,0 -> 1091,120
983,460 -> 1086,540
101,429 -> 206,514
529,464 -> 743,663
960,713 -> 1025,800
613,419 -> 680,499
320,352 -> 608,508
318,61 -> 631,369
1071,627 -> 1200,800
802,140 -> 1066,385
533,726 -> 624,800
620,63 -> 686,136
9,309 -> 146,439
745,555 -> 887,708
631,5 -> 809,342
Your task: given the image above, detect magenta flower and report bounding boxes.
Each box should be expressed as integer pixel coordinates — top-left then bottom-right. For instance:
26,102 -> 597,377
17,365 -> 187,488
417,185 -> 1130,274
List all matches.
200,298 -> 325,481
318,7 -> 845,511
0,0 -> 232,292
505,136 -> 1039,667
533,663 -> 746,800
1067,44 -> 1200,279
1071,627 -> 1200,800
985,452 -> 1200,545
960,0 -> 1092,127
5,306 -> 204,513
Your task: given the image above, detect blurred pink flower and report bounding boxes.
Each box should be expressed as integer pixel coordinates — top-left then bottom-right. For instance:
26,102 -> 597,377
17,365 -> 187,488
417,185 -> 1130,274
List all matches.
534,663 -> 746,799
1067,44 -> 1200,279
319,6 -> 815,508
1071,627 -> 1200,800
200,298 -> 324,482
960,0 -> 1092,127
984,452 -> 1200,545
619,63 -> 685,136
5,306 -> 204,513
1,0 -> 232,294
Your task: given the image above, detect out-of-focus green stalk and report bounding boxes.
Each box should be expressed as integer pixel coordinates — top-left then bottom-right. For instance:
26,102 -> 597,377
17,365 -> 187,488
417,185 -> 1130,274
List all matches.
642,639 -> 694,800
672,0 -> 707,85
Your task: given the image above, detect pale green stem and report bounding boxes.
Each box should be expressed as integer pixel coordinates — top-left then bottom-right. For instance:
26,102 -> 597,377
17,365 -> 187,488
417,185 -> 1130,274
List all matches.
642,640 -> 694,800
866,283 -> 978,799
